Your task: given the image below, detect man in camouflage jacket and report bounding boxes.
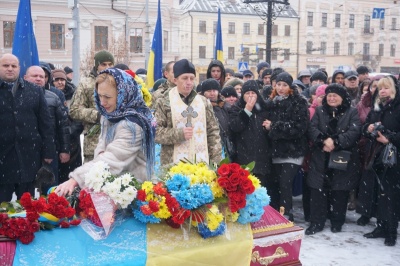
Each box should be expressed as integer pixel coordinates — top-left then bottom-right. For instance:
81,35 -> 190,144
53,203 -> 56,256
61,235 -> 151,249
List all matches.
154,59 -> 222,166
151,61 -> 176,107
69,50 -> 114,162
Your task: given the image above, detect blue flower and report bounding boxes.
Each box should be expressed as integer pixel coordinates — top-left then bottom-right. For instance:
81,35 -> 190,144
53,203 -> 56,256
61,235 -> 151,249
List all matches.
172,184 -> 214,210
198,222 -> 226,239
166,174 -> 190,191
133,201 -> 160,223
237,188 -> 270,224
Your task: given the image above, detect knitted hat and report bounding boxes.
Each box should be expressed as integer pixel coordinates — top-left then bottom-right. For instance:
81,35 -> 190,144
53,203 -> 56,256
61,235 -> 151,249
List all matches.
221,85 -> 238,98
315,84 -> 328,97
257,62 -> 270,74
234,72 -> 243,79
261,68 -> 273,79
242,69 -> 253,77
64,66 -> 73,74
114,63 -> 130,70
136,68 -> 147,75
52,69 -> 67,80
310,71 -> 327,83
173,59 -> 196,78
325,83 -> 349,100
241,80 -> 259,94
270,67 -> 285,81
275,72 -> 293,86
94,50 -> 115,69
201,78 -> 221,93
225,68 -> 235,76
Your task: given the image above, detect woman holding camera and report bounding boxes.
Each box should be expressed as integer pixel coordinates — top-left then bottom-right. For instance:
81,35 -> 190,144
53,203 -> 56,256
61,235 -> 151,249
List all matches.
306,84 -> 361,235
363,76 -> 400,246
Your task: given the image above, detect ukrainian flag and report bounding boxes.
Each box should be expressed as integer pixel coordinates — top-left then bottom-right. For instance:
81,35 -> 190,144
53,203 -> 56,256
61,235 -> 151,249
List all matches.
214,8 -> 223,62
12,0 -> 39,76
146,0 -> 163,90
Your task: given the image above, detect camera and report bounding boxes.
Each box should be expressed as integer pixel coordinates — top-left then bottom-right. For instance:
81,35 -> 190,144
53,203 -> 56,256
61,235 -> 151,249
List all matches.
370,122 -> 385,138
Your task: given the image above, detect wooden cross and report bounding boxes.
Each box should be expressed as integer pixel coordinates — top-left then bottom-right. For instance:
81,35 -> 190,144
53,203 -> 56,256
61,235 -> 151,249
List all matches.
181,106 -> 198,127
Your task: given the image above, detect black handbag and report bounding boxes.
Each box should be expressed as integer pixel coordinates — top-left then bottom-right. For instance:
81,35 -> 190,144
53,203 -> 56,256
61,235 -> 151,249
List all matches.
328,150 -> 351,171
379,142 -> 397,168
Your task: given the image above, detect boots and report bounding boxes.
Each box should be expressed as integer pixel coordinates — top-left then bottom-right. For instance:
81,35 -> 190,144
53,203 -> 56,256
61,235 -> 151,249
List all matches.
357,215 -> 370,226
347,190 -> 356,211
305,223 -> 324,235
384,233 -> 397,246
363,220 -> 387,239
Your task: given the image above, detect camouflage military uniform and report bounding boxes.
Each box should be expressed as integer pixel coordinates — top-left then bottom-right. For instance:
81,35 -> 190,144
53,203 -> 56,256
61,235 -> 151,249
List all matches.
151,80 -> 176,108
154,88 -> 222,166
69,71 -> 100,162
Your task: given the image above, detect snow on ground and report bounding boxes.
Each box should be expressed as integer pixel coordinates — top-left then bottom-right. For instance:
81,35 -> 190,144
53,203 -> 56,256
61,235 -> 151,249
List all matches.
292,196 -> 400,266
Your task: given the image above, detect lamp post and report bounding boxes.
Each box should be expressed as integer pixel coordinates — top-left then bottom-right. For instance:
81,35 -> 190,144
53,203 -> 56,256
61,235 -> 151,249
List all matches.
242,0 -> 290,65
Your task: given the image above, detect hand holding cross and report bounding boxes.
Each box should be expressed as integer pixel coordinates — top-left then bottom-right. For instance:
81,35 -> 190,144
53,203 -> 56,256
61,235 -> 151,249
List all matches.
181,106 -> 198,127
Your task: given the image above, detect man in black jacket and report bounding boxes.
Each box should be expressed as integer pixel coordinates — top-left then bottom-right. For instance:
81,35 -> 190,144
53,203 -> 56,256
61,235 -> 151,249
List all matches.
0,54 -> 55,201
24,66 -> 70,193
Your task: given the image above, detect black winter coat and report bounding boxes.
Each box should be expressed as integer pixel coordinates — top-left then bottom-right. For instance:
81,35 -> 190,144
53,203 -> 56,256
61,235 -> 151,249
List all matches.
362,89 -> 400,221
307,98 -> 361,190
44,89 -> 70,153
265,92 -> 309,159
229,97 -> 270,176
0,78 -> 55,184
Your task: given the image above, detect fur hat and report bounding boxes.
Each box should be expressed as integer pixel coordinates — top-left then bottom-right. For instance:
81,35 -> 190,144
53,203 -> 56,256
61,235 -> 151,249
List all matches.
221,85 -> 238,98
275,72 -> 293,86
52,69 -> 67,80
173,59 -> 196,78
310,71 -> 327,84
94,50 -> 115,70
201,78 -> 221,93
325,83 -> 349,100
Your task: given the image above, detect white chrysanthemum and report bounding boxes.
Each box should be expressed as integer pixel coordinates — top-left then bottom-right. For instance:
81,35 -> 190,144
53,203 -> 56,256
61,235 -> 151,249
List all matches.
84,161 -> 111,190
120,173 -> 133,186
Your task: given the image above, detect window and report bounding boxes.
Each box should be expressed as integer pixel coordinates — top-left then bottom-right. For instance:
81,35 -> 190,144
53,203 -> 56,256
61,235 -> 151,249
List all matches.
199,20 -> 206,33
390,44 -> 396,57
199,46 -> 206,58
380,18 -> 385,30
379,43 -> 384,56
213,21 -> 217,34
130,28 -> 142,53
3,21 -> 15,48
284,49 -> 290,60
335,14 -> 341,28
284,25 -> 290,36
228,47 -> 235,59
364,15 -> 371,33
334,42 -> 340,55
243,23 -> 250,35
258,49 -> 263,60
307,12 -> 313,27
321,13 -> 327,27
243,47 -> 249,62
348,42 -> 354,55
272,24 -> 278,36
95,26 -> 108,50
320,42 -> 326,55
258,24 -> 264,35
392,18 -> 397,30
228,22 -> 235,34
349,14 -> 355,28
163,30 -> 168,52
363,43 -> 370,57
271,49 -> 278,60
50,24 -> 65,50
306,41 -> 313,54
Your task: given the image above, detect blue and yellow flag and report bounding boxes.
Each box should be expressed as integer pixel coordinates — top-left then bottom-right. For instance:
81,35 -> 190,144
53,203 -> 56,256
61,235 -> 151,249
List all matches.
146,0 -> 163,90
214,8 -> 223,62
12,0 -> 39,76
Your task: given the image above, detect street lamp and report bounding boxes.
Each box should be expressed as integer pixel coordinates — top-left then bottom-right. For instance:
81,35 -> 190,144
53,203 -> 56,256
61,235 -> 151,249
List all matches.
242,0 -> 290,64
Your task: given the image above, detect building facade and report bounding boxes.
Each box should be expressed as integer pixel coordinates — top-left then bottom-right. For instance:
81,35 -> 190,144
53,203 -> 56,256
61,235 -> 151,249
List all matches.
294,0 -> 400,76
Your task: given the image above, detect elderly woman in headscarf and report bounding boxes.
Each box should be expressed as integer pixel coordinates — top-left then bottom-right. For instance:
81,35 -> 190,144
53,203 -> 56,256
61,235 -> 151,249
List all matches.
55,68 -> 155,196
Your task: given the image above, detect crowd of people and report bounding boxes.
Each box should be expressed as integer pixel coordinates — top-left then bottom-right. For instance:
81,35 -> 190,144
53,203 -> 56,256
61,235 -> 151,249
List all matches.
1,50 -> 399,247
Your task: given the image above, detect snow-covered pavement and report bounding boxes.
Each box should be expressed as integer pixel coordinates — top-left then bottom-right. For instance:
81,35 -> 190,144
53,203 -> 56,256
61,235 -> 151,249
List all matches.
292,196 -> 399,265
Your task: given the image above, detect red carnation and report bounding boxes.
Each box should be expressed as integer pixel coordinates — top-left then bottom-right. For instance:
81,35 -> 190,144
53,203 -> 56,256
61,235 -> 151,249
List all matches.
165,217 -> 180,229
29,222 -> 40,233
60,221 -> 70,228
140,205 -> 153,216
19,232 -> 35,244
20,193 -> 33,209
153,182 -> 167,196
148,200 -> 160,212
137,190 -> 146,201
26,211 -> 39,222
217,164 -> 231,177
69,219 -> 81,226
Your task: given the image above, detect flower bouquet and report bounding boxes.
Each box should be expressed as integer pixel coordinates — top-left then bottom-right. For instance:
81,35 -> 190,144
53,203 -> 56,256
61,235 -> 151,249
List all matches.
78,161 -> 138,240
0,192 -> 80,244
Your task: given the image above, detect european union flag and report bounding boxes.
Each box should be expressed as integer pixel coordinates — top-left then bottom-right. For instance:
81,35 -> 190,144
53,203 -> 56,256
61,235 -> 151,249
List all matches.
12,0 -> 39,76
146,0 -> 163,90
214,8 -> 223,62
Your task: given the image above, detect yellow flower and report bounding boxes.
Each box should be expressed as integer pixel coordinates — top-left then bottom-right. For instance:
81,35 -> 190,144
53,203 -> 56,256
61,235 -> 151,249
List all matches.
225,210 -> 239,222
210,181 -> 224,198
248,174 -> 261,189
205,205 -> 224,231
154,198 -> 171,219
142,181 -> 154,193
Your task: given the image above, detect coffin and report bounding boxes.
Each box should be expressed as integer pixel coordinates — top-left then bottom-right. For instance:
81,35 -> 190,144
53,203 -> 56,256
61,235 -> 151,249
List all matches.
250,206 -> 304,266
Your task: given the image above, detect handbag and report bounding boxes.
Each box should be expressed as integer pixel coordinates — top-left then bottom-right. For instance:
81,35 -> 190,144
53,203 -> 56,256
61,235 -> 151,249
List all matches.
328,150 -> 351,171
379,142 -> 397,168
